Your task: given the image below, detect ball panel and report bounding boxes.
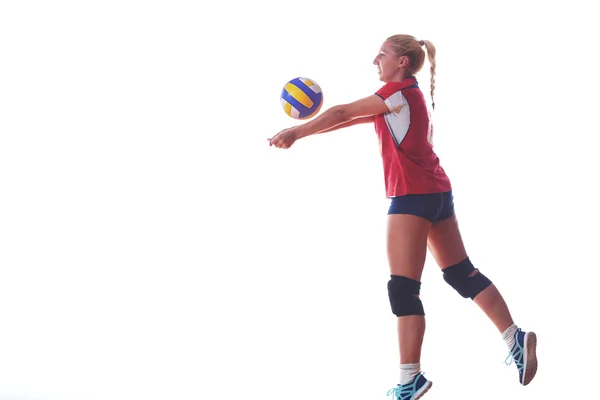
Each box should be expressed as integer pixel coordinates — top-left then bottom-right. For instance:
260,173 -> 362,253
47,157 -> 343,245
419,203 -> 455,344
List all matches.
284,82 -> 314,108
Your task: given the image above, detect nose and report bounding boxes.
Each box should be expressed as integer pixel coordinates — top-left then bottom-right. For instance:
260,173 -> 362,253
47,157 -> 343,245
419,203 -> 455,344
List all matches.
372,55 -> 378,65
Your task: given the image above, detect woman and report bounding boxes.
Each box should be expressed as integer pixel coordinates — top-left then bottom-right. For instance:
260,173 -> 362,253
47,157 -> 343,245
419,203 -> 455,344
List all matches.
268,34 -> 537,400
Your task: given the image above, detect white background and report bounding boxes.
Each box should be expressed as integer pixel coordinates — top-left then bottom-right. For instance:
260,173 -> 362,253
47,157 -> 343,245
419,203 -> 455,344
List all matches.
1,1 -> 598,399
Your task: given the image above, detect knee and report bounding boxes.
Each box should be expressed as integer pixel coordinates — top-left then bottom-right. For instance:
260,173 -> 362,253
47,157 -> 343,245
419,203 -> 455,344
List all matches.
387,275 -> 425,316
442,257 -> 492,300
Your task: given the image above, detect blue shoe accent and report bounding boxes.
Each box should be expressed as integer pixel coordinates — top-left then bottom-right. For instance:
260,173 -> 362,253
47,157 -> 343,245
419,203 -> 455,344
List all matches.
504,328 -> 538,385
386,372 -> 432,400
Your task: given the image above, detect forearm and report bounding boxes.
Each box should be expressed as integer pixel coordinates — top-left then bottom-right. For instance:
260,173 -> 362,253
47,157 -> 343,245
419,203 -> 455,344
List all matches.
295,106 -> 350,139
318,115 -> 375,133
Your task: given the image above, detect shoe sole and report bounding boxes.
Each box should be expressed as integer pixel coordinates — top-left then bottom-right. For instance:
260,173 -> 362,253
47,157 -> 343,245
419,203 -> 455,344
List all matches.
413,380 -> 432,400
522,332 -> 538,386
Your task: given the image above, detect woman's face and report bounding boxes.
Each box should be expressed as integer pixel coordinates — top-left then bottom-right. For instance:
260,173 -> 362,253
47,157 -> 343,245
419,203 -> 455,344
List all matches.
373,41 -> 408,82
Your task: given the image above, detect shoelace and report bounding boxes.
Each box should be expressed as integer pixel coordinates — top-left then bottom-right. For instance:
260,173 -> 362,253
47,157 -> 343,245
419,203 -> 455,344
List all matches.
504,329 -> 525,369
386,386 -> 407,400
504,345 -> 524,369
386,374 -> 424,400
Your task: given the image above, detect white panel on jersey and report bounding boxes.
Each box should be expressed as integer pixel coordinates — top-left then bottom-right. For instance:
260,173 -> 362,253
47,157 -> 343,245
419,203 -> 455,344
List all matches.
383,92 -> 410,147
384,91 -> 408,113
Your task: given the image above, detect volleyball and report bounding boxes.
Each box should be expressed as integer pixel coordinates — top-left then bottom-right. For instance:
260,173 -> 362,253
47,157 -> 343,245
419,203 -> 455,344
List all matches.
280,77 -> 323,120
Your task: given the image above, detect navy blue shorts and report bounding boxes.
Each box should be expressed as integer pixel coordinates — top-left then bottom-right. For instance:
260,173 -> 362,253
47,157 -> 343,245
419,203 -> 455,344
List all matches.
387,191 -> 455,222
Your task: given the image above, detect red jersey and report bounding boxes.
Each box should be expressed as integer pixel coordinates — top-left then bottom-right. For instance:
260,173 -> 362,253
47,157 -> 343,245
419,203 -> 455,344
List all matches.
374,77 -> 452,198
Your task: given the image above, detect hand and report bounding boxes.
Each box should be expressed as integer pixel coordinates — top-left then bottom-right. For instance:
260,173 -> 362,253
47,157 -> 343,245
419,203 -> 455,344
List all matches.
268,126 -> 299,149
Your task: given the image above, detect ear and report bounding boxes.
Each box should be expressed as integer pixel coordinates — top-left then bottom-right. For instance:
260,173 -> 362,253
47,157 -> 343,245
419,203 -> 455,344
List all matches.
397,55 -> 409,69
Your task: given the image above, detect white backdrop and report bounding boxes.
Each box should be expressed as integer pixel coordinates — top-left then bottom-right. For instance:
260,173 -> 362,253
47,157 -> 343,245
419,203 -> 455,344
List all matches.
1,1 -> 598,399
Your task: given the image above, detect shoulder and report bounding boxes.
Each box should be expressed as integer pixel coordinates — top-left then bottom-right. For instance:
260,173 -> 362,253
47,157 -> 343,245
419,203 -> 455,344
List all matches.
375,82 -> 405,101
375,77 -> 419,99
375,83 -> 408,113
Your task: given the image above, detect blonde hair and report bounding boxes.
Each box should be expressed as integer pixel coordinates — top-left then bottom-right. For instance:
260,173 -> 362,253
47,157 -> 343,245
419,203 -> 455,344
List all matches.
386,34 -> 437,110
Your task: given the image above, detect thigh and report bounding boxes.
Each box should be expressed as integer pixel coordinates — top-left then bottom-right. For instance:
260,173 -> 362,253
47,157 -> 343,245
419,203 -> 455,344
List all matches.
387,214 -> 431,281
427,213 -> 468,268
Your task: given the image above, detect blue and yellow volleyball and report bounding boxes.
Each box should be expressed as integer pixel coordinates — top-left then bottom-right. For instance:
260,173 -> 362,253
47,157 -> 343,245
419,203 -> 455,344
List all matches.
280,77 -> 323,119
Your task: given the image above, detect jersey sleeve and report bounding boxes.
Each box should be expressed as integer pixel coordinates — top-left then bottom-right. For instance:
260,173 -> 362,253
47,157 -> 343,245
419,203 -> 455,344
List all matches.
375,83 -> 407,113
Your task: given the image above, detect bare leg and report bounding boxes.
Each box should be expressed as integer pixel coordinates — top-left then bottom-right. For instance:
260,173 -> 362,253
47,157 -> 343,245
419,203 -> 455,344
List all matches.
473,285 -> 514,333
427,212 -> 537,386
397,315 -> 426,364
427,214 -> 514,333
386,214 -> 431,363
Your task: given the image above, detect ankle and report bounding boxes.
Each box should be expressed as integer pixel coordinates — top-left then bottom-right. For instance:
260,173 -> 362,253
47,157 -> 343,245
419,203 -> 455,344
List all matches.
399,363 -> 421,385
501,324 -> 518,350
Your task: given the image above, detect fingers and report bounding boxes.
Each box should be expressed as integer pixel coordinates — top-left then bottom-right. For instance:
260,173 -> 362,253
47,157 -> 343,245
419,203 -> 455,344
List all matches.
269,128 -> 298,149
267,137 -> 281,147
267,133 -> 281,147
274,142 -> 291,149
273,142 -> 288,149
267,136 -> 292,149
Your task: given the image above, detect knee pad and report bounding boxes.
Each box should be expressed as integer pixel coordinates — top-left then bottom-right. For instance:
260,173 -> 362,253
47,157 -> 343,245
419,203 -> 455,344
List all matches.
387,275 -> 425,317
442,257 -> 492,299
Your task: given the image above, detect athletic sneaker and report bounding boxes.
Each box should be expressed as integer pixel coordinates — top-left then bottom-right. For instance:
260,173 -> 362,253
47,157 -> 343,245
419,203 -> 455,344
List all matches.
504,328 -> 538,385
386,372 -> 432,400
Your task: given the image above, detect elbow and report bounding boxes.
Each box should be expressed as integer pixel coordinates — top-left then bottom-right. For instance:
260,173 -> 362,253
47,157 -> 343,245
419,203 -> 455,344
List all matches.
331,105 -> 352,123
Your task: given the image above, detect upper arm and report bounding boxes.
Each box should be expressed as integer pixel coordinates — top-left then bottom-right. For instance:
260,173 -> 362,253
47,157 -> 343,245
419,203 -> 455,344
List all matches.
337,94 -> 391,120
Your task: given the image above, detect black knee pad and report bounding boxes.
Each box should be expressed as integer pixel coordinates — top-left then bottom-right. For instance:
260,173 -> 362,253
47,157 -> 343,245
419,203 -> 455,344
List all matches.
387,275 -> 425,316
442,257 -> 492,299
